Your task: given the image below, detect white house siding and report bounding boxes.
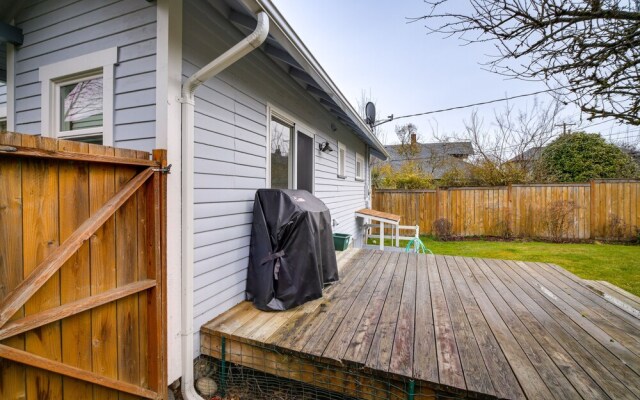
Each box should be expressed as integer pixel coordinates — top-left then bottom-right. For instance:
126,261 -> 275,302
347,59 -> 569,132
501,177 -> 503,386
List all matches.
185,0 -> 368,354
12,0 -> 157,150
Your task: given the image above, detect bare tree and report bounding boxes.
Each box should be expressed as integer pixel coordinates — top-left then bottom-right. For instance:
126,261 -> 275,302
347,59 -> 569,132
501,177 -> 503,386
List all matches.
395,123 -> 422,160
436,98 -> 565,182
413,0 -> 640,125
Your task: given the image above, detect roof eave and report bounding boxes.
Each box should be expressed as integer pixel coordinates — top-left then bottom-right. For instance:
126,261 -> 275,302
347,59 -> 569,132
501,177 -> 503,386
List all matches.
235,0 -> 389,160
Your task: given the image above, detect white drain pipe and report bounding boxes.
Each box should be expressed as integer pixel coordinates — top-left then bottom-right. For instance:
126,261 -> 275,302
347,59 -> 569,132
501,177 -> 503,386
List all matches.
180,11 -> 269,400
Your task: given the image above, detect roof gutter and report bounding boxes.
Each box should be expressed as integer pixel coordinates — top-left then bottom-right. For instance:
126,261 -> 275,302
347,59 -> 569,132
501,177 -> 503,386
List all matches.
180,11 -> 269,400
251,0 -> 389,160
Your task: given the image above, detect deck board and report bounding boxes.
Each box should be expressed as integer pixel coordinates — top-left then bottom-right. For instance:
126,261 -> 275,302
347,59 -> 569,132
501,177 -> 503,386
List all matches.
585,280 -> 640,316
439,256 -> 495,396
365,252 -> 407,373
201,249 -> 640,399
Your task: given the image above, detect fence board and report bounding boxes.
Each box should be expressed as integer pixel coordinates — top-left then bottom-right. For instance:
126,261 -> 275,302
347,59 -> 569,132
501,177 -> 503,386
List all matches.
59,140 -> 93,399
22,135 -> 63,400
373,180 -> 639,241
114,147 -> 142,400
89,144 -> 119,400
0,132 -> 25,399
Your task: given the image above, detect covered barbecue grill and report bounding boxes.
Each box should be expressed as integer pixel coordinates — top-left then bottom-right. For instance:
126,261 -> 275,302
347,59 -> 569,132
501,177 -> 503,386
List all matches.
246,189 -> 339,311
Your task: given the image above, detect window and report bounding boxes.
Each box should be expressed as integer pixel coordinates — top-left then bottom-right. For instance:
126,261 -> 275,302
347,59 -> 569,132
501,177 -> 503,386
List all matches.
337,142 -> 346,178
355,152 -> 364,180
40,47 -> 116,146
270,116 -> 293,189
268,107 -> 315,192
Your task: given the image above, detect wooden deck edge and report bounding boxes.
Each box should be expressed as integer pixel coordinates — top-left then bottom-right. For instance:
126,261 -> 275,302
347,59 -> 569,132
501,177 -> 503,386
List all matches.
200,331 -> 436,400
198,330 -> 488,400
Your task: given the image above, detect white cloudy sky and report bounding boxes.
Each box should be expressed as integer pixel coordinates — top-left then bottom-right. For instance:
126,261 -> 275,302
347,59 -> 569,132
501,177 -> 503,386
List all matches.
272,0 -> 637,146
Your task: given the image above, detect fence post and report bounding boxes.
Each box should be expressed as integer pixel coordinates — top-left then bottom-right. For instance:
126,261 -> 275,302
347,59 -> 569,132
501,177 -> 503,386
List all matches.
507,184 -> 513,236
219,336 -> 227,397
589,180 -> 596,239
414,192 -> 419,231
435,187 -> 441,221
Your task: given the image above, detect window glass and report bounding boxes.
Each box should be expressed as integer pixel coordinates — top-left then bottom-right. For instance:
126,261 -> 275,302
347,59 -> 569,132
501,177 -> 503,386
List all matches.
270,117 -> 293,189
0,119 -> 6,132
338,143 -> 346,177
60,77 -> 103,132
296,131 -> 313,193
356,153 -> 364,180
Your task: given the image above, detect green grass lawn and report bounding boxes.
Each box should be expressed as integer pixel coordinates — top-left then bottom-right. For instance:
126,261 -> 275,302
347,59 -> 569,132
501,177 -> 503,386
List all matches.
368,238 -> 640,296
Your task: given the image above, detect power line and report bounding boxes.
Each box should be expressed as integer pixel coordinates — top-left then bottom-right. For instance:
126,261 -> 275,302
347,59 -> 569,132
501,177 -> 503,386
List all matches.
376,88 -> 558,126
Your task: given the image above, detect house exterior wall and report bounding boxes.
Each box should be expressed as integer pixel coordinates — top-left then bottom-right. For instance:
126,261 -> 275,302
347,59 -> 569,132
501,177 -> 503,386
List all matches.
184,0 -> 369,353
11,0 -> 157,150
0,83 -> 6,105
0,83 -> 6,119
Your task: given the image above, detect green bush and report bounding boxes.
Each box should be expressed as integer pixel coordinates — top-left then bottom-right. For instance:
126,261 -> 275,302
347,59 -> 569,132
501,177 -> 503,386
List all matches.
537,132 -> 639,182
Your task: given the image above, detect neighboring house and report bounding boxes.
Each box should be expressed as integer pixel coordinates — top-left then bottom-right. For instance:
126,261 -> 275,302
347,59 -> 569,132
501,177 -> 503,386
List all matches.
0,0 -> 388,391
376,133 -> 473,179
507,146 -> 544,166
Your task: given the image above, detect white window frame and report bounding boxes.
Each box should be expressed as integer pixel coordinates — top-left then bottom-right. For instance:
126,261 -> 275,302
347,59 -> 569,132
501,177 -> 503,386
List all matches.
355,152 -> 364,181
39,47 -> 117,146
337,141 -> 347,178
266,104 -> 315,193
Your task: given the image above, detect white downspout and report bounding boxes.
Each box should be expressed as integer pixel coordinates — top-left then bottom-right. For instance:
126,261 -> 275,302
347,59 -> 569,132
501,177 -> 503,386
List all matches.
180,11 -> 269,400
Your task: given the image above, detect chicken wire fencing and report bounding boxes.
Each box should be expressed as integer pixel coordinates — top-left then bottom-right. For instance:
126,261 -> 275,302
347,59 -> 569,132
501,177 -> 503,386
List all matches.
197,335 -> 464,400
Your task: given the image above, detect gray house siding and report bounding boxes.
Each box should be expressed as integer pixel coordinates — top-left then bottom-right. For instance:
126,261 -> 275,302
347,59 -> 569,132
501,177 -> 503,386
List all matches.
0,83 -> 6,112
185,0 -> 368,353
12,0 -> 157,150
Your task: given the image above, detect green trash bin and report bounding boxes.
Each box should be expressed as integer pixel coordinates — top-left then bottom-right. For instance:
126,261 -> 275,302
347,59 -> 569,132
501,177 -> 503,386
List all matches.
333,233 -> 351,251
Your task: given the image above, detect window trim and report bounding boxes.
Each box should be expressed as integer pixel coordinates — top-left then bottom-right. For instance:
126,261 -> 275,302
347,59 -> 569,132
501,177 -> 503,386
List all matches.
266,104 -> 316,193
337,141 -> 347,179
39,47 -> 117,146
355,152 -> 364,181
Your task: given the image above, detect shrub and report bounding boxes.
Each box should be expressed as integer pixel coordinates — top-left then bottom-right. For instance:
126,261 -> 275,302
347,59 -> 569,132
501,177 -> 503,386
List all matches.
371,162 -> 435,189
607,214 -> 628,240
537,132 -> 640,182
539,200 -> 578,242
493,219 -> 512,239
433,218 -> 453,240
438,166 -> 470,187
468,159 -> 528,186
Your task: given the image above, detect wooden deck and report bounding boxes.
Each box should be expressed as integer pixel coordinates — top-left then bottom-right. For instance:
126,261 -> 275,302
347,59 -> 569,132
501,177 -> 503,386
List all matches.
201,249 -> 640,399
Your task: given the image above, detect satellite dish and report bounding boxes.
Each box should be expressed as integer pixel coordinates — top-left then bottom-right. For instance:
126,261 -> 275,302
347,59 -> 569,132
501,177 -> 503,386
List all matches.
365,102 -> 376,127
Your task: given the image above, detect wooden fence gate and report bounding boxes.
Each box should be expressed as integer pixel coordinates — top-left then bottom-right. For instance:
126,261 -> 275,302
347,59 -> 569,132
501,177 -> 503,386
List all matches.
0,132 -> 168,399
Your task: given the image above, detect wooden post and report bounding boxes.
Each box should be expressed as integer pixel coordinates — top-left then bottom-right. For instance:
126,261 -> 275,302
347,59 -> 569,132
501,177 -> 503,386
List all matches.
151,149 -> 168,399
379,221 -> 384,250
435,187 -> 441,221
590,180 -> 596,239
507,184 -> 513,235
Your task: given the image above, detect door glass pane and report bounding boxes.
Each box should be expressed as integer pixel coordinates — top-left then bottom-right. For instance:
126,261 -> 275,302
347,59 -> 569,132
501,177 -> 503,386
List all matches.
270,117 -> 292,189
60,77 -> 103,131
296,131 -> 313,193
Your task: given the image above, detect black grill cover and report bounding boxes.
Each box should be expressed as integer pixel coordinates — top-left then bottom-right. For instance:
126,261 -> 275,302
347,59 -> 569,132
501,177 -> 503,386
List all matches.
246,189 -> 339,311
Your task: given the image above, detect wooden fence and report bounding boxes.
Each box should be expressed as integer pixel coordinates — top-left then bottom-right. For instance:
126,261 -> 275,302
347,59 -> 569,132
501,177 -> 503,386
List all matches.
372,180 -> 640,240
0,132 -> 168,399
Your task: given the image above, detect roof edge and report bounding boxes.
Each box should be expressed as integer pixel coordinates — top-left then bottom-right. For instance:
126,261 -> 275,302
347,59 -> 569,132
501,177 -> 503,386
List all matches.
236,0 -> 389,159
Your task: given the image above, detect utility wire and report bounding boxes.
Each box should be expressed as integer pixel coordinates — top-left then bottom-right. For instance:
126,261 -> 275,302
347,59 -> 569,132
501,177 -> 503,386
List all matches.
375,88 -> 558,126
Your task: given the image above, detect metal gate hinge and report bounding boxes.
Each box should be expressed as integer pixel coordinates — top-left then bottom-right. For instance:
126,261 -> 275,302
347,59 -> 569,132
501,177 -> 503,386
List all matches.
153,164 -> 172,174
